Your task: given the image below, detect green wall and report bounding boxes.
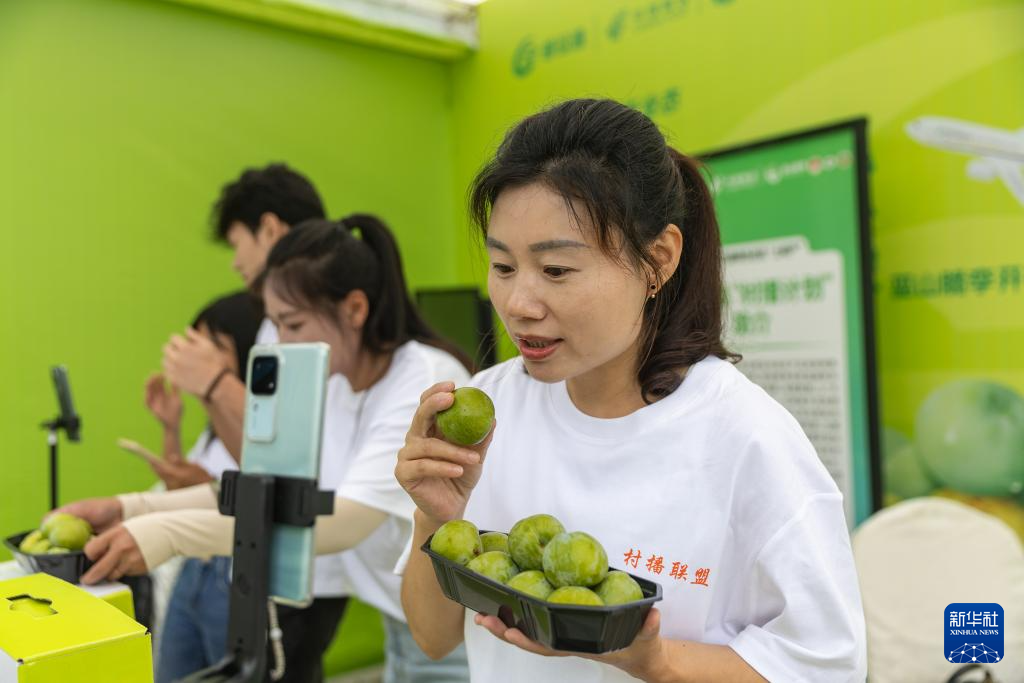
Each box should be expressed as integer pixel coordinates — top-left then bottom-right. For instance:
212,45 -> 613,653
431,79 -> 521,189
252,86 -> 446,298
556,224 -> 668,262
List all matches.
0,0 -> 460,670
3,0 -> 1023,672
449,0 -> 1024,515
0,0 -> 458,536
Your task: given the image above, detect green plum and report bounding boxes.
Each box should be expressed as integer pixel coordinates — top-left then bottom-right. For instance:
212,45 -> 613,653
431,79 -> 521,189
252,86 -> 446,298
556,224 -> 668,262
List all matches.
18,530 -> 46,553
915,380 -> 1024,496
466,551 -> 519,584
593,570 -> 644,605
436,387 -> 495,446
508,514 -> 565,571
26,538 -> 53,554
41,513 -> 76,537
480,531 -> 509,553
430,519 -> 483,565
47,516 -> 92,551
506,570 -> 554,600
548,586 -> 604,606
542,531 -> 608,588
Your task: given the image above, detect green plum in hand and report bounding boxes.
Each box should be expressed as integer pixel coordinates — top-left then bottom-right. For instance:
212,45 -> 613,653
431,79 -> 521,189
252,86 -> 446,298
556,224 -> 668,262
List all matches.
436,388 -> 494,446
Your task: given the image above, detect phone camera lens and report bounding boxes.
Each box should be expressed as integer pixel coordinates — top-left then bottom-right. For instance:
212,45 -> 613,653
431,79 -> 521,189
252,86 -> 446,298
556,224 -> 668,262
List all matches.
251,356 -> 278,396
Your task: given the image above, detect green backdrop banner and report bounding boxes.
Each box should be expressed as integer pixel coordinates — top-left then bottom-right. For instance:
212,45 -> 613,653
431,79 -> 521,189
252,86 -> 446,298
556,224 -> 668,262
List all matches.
0,0 -> 463,671
450,0 -> 1024,535
0,0 -> 459,551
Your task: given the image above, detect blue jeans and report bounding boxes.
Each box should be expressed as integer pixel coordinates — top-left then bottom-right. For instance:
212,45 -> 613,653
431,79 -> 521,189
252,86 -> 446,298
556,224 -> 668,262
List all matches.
156,557 -> 232,683
382,613 -> 470,683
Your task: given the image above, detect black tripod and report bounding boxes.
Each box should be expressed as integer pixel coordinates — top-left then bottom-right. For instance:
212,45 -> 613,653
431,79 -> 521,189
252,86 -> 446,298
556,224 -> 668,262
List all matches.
179,471 -> 333,683
41,413 -> 80,511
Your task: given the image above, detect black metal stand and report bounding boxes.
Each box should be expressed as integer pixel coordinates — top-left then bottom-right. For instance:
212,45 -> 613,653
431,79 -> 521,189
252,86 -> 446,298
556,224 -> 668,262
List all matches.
178,471 -> 334,683
48,428 -> 58,513
41,414 -> 80,511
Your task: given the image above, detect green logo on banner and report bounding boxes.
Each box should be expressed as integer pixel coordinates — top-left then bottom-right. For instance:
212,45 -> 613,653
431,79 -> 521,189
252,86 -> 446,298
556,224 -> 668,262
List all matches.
512,36 -> 536,78
510,29 -> 587,78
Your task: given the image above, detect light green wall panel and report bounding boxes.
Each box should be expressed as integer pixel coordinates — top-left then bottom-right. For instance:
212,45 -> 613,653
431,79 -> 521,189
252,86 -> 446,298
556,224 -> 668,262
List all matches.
0,0 -> 458,553
447,0 -> 1024,509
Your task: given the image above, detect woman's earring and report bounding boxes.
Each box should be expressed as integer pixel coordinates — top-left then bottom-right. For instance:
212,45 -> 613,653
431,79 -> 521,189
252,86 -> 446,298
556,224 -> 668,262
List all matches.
649,284 -> 657,300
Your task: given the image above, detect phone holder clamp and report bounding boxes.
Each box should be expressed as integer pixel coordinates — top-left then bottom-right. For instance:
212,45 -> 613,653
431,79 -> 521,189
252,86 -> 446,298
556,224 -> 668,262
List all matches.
177,471 -> 333,683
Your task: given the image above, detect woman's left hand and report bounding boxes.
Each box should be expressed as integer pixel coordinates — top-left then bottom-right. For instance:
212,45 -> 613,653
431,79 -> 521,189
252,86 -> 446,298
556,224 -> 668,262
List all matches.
474,606 -> 666,681
81,525 -> 148,584
144,372 -> 183,429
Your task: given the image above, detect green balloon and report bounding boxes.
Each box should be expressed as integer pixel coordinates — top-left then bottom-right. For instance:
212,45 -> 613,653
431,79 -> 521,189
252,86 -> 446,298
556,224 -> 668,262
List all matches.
915,380 -> 1024,496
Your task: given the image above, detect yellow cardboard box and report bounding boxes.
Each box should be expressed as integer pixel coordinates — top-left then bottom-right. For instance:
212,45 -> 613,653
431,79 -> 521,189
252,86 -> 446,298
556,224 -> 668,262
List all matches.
0,560 -> 135,620
0,573 -> 152,683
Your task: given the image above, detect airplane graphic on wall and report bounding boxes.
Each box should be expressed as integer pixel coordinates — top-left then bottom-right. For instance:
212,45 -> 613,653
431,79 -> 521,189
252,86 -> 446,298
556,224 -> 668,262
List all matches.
906,116 -> 1024,207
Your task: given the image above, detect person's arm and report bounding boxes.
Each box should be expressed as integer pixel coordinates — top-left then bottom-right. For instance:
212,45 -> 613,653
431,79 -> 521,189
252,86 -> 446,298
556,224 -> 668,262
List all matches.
83,495 -> 390,583
203,375 -> 245,461
144,373 -> 183,460
161,423 -> 185,463
401,509 -> 467,659
313,498 -> 388,553
643,642 -> 768,683
148,458 -> 214,490
117,483 -> 218,519
50,483 -> 219,536
391,381 -> 493,658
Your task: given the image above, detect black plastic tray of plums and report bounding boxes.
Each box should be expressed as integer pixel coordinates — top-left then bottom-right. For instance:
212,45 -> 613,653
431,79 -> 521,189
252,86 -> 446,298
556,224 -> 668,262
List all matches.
422,531 -> 663,653
4,531 -> 92,584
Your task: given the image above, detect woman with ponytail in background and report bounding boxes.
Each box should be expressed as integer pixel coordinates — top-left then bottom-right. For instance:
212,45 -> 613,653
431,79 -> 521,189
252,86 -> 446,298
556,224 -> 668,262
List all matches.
62,214 -> 473,682
394,99 -> 867,682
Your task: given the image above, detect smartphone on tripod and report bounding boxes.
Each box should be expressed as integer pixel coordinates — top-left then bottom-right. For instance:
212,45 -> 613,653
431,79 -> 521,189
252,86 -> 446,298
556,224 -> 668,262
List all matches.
240,343 -> 330,606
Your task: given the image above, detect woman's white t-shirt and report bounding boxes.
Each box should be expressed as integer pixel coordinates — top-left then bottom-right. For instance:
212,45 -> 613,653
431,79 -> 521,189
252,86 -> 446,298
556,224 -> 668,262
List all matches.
459,356 -> 866,682
314,340 -> 470,617
185,430 -> 237,480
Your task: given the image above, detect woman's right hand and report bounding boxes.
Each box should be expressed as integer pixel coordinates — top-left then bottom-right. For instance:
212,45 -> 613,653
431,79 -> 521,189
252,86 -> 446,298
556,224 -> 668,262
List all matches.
144,372 -> 182,429
48,497 -> 124,534
395,382 -> 495,525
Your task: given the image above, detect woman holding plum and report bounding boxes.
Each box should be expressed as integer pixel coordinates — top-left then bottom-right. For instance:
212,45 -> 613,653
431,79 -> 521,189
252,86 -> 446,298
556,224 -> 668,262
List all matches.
395,98 -> 866,682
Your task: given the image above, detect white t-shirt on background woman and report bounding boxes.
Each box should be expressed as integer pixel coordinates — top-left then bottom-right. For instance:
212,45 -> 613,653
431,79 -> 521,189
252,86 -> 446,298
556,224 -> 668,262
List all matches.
314,340 -> 470,617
